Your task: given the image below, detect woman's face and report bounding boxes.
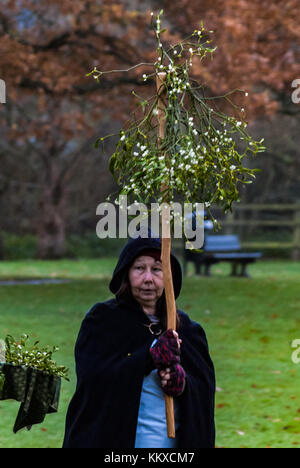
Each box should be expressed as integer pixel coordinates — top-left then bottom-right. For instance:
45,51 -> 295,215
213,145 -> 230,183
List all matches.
128,255 -> 164,307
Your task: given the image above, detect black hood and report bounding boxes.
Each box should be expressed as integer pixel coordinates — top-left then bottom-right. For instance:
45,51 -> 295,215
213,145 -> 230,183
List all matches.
109,232 -> 182,299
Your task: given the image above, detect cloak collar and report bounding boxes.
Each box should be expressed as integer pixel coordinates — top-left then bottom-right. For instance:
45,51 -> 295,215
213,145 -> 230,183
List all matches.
115,294 -> 163,336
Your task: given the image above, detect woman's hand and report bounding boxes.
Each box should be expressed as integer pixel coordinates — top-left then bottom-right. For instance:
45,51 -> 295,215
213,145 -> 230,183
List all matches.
150,329 -> 182,370
159,368 -> 172,386
159,363 -> 186,397
149,330 -> 185,396
172,330 -> 182,349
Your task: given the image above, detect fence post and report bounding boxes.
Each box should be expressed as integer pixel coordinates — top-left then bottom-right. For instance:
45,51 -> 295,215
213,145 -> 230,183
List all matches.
292,207 -> 300,261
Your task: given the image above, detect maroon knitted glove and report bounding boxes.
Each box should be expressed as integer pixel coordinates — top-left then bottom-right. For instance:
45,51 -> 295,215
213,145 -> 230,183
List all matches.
160,364 -> 186,397
149,330 -> 180,370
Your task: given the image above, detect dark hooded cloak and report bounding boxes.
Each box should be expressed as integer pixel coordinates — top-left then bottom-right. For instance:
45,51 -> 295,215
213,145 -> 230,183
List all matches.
63,234 -> 215,448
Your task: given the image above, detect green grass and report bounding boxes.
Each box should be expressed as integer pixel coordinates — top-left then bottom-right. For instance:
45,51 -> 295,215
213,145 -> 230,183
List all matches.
0,258 -> 299,448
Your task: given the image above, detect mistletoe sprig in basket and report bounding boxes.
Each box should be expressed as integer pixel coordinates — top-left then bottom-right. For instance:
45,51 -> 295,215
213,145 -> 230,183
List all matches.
3,334 -> 69,381
88,10 -> 265,227
0,335 -> 69,433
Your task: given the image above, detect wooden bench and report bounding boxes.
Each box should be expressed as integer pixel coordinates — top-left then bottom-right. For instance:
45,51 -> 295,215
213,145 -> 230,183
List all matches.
183,234 -> 262,277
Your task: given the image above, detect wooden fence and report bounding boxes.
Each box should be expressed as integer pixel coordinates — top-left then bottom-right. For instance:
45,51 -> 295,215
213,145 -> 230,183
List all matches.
221,203 -> 300,260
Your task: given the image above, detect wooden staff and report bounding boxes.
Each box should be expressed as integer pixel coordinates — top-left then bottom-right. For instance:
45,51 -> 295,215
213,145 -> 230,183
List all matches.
156,72 -> 177,438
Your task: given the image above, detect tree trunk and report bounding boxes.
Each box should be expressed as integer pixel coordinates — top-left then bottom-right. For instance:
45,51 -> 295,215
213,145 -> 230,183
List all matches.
35,182 -> 67,259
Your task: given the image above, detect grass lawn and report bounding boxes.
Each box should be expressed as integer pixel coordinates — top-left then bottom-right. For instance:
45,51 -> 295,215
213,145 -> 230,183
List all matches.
0,257 -> 299,448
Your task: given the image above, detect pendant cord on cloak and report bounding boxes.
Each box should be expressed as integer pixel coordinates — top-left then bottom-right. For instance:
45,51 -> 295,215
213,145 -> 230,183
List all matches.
144,322 -> 163,336
143,314 -> 163,336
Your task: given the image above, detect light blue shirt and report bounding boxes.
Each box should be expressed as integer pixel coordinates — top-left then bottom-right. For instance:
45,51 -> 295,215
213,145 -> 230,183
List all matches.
134,338 -> 180,448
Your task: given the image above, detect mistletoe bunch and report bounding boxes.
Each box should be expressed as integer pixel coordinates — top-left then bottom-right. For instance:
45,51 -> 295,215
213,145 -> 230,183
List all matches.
3,334 -> 69,381
88,10 -> 265,227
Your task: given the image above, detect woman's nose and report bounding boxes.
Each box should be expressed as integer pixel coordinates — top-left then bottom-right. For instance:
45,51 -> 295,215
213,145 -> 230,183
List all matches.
143,270 -> 154,282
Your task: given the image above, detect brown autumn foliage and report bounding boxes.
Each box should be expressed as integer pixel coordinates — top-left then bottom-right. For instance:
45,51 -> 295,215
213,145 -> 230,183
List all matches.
0,0 -> 299,257
1,0 -> 151,257
163,0 -> 300,117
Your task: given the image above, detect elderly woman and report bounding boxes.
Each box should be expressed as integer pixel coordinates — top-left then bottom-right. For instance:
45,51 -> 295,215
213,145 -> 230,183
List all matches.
63,234 -> 215,448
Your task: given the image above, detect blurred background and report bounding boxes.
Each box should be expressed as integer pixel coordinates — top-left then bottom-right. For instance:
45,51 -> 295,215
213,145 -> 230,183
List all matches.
0,0 -> 299,261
